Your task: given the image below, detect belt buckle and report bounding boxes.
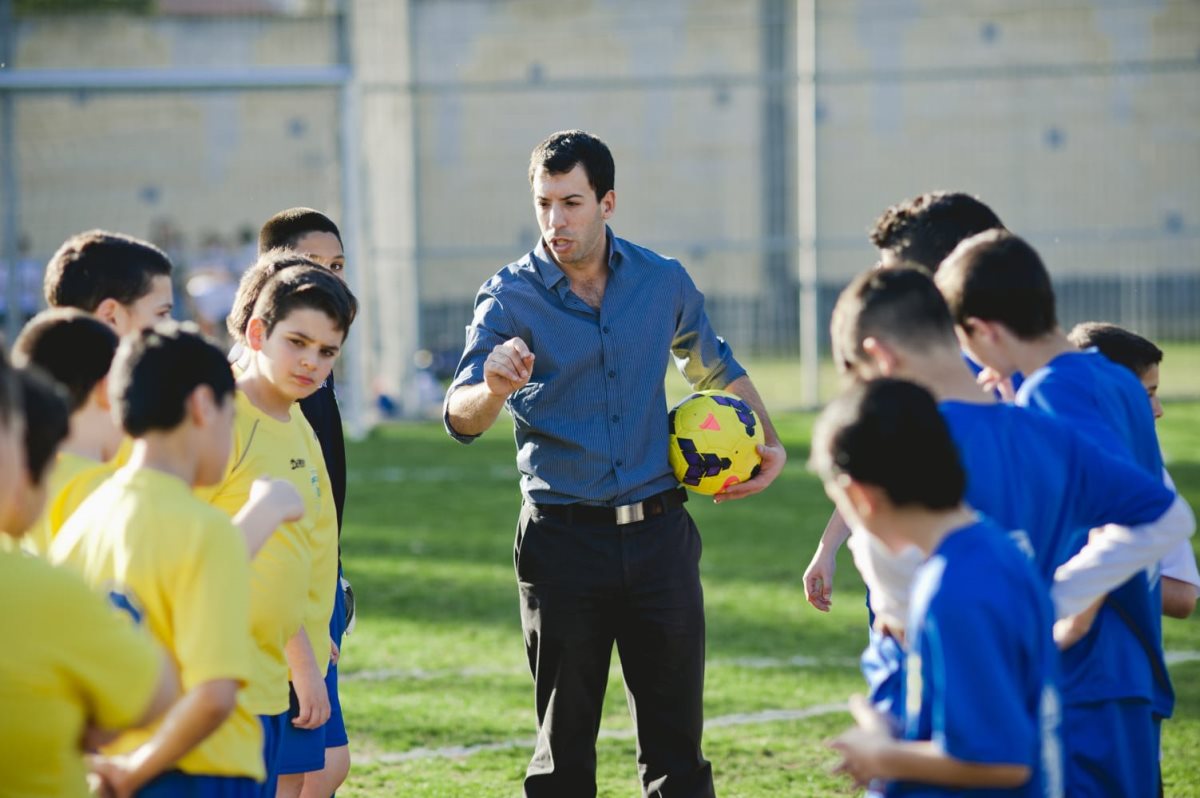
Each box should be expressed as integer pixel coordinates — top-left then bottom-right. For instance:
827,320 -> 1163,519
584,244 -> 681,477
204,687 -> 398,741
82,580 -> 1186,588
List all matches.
615,501 -> 645,525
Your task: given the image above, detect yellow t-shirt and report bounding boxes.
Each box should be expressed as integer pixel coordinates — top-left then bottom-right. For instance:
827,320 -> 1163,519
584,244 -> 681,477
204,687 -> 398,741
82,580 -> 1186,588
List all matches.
50,467 -> 264,780
22,452 -> 108,557
196,391 -> 323,715
0,546 -> 161,798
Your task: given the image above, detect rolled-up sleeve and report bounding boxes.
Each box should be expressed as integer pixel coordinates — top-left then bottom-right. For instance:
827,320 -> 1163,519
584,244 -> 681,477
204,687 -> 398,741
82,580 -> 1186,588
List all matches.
443,291 -> 512,444
670,266 -> 746,391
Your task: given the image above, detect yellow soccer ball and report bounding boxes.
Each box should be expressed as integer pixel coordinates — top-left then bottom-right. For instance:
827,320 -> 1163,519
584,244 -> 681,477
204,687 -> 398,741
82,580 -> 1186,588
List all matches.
667,390 -> 764,495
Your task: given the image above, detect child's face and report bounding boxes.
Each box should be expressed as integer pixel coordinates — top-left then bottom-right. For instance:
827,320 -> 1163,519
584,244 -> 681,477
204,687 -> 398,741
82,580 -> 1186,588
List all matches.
294,232 -> 346,282
114,275 -> 174,335
253,308 -> 344,403
1139,363 -> 1163,421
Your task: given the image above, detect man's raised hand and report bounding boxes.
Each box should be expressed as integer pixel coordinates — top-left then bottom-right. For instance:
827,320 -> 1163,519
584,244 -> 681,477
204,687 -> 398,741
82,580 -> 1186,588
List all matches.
484,337 -> 535,398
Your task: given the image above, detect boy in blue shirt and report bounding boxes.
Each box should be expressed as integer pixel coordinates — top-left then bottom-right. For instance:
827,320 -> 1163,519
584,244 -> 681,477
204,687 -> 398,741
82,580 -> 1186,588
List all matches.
815,378 -> 1062,797
936,231 -> 1181,796
816,267 -> 1193,794
1068,321 -> 1197,620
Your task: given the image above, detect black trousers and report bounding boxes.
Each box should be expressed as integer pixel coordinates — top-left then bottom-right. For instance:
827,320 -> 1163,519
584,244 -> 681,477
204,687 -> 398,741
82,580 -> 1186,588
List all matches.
514,501 -> 716,798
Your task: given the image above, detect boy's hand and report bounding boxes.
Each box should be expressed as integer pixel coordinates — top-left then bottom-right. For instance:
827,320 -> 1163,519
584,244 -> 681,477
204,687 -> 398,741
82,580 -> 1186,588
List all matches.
87,755 -> 138,798
292,661 -> 331,729
330,637 -> 340,667
803,550 -> 836,612
250,478 -> 305,524
829,695 -> 895,786
483,338 -> 534,399
1054,596 -> 1104,650
976,367 -> 1016,401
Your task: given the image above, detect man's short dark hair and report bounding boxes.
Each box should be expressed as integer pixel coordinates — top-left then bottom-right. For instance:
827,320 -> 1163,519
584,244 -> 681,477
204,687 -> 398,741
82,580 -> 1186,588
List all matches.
1068,322 -> 1163,378
935,229 -> 1057,340
110,322 -> 235,438
869,192 -> 1004,272
14,368 -> 70,487
252,265 -> 358,340
528,130 -> 615,201
831,267 -> 959,374
228,250 -> 322,342
43,230 -> 173,312
810,378 -> 965,510
11,309 -> 119,413
258,208 -> 342,255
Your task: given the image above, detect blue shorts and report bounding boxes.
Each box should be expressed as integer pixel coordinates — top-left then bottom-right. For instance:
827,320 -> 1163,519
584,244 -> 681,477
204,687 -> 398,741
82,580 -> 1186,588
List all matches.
278,577 -> 350,773
137,772 -> 257,798
259,712 -> 288,796
326,572 -> 349,748
1063,697 -> 1156,797
277,682 -> 328,775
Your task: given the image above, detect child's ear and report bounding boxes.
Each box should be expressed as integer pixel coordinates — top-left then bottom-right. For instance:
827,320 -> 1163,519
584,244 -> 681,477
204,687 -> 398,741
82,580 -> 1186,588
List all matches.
187,384 -> 217,427
92,376 -> 112,411
861,337 -> 900,377
246,318 -> 268,352
93,298 -> 122,331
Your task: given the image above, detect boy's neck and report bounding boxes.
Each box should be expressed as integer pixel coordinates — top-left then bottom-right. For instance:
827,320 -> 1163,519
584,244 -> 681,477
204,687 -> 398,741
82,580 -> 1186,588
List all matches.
62,404 -> 121,463
879,504 -> 977,557
897,348 -> 997,406
125,433 -> 201,487
1009,328 -> 1075,377
238,368 -> 294,422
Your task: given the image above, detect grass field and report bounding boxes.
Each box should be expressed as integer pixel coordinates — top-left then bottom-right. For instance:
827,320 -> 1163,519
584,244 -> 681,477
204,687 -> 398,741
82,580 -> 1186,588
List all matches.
337,400 -> 1200,798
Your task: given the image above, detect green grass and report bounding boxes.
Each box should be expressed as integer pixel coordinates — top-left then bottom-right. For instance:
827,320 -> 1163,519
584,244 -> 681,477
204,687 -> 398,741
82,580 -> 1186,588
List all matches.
337,405 -> 1200,797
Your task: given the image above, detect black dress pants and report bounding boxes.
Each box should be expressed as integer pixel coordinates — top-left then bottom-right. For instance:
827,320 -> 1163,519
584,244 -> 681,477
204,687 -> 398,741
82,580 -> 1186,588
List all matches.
514,501 -> 716,798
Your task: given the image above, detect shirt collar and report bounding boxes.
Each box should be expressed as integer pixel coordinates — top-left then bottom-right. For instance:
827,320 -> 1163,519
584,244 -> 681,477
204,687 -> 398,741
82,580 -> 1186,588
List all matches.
532,226 -> 624,292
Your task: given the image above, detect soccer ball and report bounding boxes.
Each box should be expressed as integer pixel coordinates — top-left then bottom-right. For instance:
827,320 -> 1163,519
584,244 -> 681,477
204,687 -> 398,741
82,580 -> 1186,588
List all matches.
668,390 -> 764,495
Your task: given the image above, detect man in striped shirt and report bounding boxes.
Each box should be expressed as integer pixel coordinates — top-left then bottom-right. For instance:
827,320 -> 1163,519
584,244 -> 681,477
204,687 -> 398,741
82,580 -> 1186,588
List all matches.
445,129 -> 785,798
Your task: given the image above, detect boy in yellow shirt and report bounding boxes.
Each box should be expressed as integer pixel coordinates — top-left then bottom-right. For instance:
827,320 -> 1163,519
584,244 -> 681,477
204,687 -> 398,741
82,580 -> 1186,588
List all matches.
1,364 -> 178,798
52,323 -> 302,797
43,230 -> 174,336
11,309 -> 123,555
205,259 -> 356,796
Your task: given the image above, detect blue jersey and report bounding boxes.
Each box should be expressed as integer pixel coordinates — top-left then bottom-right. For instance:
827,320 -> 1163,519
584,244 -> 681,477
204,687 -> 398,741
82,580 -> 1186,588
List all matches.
889,520 -> 1062,798
1017,350 -> 1171,717
861,400 -> 1173,722
939,399 -> 1174,706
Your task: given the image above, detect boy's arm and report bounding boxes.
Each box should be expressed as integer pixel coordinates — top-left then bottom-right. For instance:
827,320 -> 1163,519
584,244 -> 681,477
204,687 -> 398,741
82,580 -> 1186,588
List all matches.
285,627 -> 330,730
232,478 -> 306,557
804,510 -> 851,611
832,728 -> 1031,789
1163,576 -> 1198,620
88,678 -> 239,797
1052,496 -> 1195,618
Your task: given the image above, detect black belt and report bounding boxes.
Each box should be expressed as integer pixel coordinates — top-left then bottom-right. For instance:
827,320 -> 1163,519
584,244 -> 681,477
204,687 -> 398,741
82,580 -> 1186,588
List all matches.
531,487 -> 688,526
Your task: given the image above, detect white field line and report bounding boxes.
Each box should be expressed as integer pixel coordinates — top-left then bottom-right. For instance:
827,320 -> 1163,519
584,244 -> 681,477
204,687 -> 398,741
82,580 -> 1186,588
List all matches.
345,651 -> 1200,684
357,702 -> 849,765
342,654 -> 861,684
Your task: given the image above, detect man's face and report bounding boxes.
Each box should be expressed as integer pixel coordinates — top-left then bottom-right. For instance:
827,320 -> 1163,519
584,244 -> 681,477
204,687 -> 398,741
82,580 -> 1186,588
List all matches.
293,232 -> 346,282
115,274 -> 174,335
532,164 -> 614,269
251,308 -> 344,404
1140,363 -> 1163,421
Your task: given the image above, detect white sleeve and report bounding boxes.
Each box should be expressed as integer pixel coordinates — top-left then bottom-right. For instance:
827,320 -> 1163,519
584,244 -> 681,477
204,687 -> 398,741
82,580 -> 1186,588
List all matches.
1052,495 -> 1196,618
845,526 -> 924,633
1160,539 -> 1200,588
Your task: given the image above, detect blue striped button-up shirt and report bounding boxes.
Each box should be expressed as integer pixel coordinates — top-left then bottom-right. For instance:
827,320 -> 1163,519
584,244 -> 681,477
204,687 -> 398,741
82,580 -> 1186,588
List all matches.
445,228 -> 746,506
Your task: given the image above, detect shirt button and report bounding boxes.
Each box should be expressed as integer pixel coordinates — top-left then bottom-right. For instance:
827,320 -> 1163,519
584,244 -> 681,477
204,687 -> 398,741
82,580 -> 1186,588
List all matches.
615,459 -> 624,467
602,325 -> 611,334
608,370 -> 616,378
611,414 -> 620,423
